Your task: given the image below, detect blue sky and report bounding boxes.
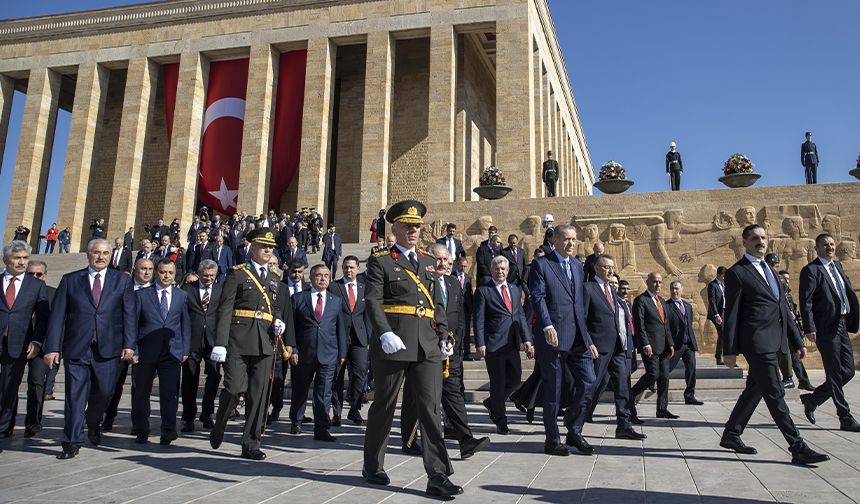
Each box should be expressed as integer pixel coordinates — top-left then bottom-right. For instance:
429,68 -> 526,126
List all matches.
2,0 -> 859,241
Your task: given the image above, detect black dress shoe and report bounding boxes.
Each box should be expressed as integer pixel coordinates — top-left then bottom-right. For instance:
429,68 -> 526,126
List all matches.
526,408 -> 535,424
482,398 -> 496,422
241,448 -> 267,460
720,436 -> 757,454
130,426 -> 139,436
685,398 -> 704,405
209,429 -> 223,449
266,414 -> 278,426
24,424 -> 42,438
798,382 -> 815,391
88,429 -> 102,446
716,358 -> 724,366
314,429 -> 336,442
100,419 -> 114,432
615,428 -> 647,440
782,379 -> 796,389
496,422 -> 510,435
302,416 -> 313,424
791,443 -> 829,465
347,410 -> 365,426
362,468 -> 390,485
135,433 -> 149,444
200,415 -> 215,429
565,433 -> 594,455
800,393 -> 816,424
463,354 -> 475,361
180,420 -> 194,433
426,474 -> 463,498
543,441 -> 569,456
444,429 -> 458,441
290,422 -> 302,435
630,415 -> 645,425
331,416 -> 342,427
459,436 -> 491,459
160,431 -> 178,446
402,442 -> 422,456
57,447 -> 79,460
656,410 -> 679,419
840,417 -> 860,432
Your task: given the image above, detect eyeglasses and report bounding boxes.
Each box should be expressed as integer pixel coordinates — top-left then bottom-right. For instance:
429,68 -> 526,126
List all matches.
27,271 -> 45,278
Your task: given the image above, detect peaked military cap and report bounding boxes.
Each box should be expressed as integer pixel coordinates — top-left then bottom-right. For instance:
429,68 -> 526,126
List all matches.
247,227 -> 277,246
386,200 -> 426,225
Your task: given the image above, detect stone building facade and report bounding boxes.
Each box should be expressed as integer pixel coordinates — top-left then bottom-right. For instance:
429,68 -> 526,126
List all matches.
0,0 -> 593,248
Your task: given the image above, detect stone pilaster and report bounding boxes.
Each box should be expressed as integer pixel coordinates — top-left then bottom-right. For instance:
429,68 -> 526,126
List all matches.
4,68 -> 60,246
164,51 -> 207,230
106,59 -> 156,243
426,24 -> 456,204
297,37 -> 335,213
0,75 -> 13,177
358,31 -> 392,232
496,14 -> 535,198
533,51 -> 544,198
238,43 -> 278,214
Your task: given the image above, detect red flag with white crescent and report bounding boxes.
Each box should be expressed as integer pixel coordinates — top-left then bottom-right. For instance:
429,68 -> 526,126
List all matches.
198,58 -> 249,214
269,50 -> 307,206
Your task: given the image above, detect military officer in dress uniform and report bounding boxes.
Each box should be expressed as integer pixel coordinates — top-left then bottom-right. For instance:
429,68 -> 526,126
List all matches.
209,228 -> 296,460
362,200 -> 463,499
666,141 -> 683,191
801,131 -> 819,184
542,150 -> 559,197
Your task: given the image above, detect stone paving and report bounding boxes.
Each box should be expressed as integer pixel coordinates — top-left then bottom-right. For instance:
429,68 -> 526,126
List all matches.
1,370 -> 859,503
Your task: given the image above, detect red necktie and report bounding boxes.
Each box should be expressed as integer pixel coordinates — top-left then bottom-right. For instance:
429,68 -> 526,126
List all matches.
501,284 -> 512,313
5,276 -> 16,309
604,282 -> 616,313
348,283 -> 356,312
459,273 -> 465,289
315,293 -> 324,322
654,296 -> 665,323
92,273 -> 102,307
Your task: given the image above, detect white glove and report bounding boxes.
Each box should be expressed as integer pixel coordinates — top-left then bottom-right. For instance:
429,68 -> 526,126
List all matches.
274,319 -> 286,336
210,346 -> 227,363
380,332 -> 406,354
440,339 -> 454,357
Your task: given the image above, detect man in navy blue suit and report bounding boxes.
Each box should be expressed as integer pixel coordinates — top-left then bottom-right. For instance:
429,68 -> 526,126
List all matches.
0,241 -> 50,442
527,224 -> 598,456
43,239 -> 136,459
321,224 -> 342,274
289,264 -> 347,441
129,259 -> 191,445
186,230 -> 214,276
211,235 -> 235,284
282,236 -> 309,270
436,223 -> 466,261
474,255 -> 533,434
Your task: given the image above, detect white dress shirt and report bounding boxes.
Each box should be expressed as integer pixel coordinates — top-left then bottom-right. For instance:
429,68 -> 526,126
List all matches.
310,287 -> 326,315
819,257 -> 850,315
2,271 -> 25,302
744,253 -> 771,283
87,267 -> 107,289
198,283 -> 212,302
156,284 -> 172,311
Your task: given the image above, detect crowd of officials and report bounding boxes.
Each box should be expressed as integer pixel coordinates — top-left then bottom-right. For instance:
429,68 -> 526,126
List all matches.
1,199 -> 857,497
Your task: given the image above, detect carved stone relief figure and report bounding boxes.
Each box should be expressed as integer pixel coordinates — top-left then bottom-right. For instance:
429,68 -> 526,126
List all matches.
605,223 -> 637,276
822,214 -> 843,242
520,215 -> 543,262
576,224 -> 600,255
771,215 -> 816,273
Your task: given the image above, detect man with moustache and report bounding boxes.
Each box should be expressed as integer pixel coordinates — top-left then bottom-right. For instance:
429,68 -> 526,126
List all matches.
630,272 -> 676,419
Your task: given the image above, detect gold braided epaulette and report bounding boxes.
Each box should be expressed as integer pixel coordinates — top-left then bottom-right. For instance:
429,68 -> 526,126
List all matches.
231,264 -> 245,270
373,249 -> 391,257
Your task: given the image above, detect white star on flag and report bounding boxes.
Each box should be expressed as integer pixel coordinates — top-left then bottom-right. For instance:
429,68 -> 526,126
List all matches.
208,177 -> 239,211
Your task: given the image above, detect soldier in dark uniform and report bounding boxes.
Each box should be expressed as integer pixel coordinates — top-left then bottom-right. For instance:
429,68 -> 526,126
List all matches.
362,200 -> 463,498
542,150 -> 559,197
666,141 -> 683,191
309,209 -> 323,253
801,131 -> 819,184
209,228 -> 296,460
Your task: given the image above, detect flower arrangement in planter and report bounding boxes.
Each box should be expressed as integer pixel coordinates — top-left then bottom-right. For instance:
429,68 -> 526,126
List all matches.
850,155 -> 860,180
593,160 -> 634,194
719,153 -> 761,188
473,166 -> 512,200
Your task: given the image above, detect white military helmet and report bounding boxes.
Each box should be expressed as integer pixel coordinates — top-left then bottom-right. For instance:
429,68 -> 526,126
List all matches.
543,214 -> 554,222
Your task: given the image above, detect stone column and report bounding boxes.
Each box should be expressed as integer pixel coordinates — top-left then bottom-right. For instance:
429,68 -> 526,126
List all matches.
297,37 -> 335,213
426,24 -> 457,203
0,75 -> 13,176
238,43 -> 278,214
358,31 -> 393,233
533,52 -> 544,198
3,68 -> 60,246
56,63 -> 109,252
496,16 -> 536,198
164,51 -> 207,231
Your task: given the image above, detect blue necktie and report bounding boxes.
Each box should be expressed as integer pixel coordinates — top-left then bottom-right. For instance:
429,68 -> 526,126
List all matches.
562,259 -> 571,280
759,261 -> 780,300
160,289 -> 169,320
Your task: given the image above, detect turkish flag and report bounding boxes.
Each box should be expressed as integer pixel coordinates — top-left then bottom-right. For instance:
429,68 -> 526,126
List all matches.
269,50 -> 307,206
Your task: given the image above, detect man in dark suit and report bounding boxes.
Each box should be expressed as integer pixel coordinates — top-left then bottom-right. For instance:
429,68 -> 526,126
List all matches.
474,255 -> 533,433
328,256 -> 370,426
43,239 -> 136,459
321,224 -> 342,273
295,221 -> 309,252
211,235 -> 235,284
108,238 -> 133,273
282,236 -> 309,270
186,230 -> 214,275
454,256 -> 475,360
0,241 -> 50,441
267,259 -> 308,425
708,266 -> 726,365
630,272 -> 676,419
288,264 -> 346,441
150,219 -> 171,244
135,239 -> 160,263
528,224 -> 598,456
129,259 -> 190,445
501,234 -> 527,289
583,242 -> 604,282
362,200 -> 462,498
777,270 -> 814,391
24,260 -> 55,425
123,228 -> 134,251
581,255 -> 643,440
187,216 -> 207,245
475,234 -> 502,286
180,259 -> 222,432
436,223 -> 466,261
277,222 -> 293,256
667,280 -> 703,405
799,233 -> 860,432
720,224 -> 828,465
801,131 -> 819,185
234,235 -> 251,264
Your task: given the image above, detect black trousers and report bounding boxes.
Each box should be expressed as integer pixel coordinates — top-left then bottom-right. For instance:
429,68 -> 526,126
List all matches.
331,345 -> 368,418
804,164 -> 817,184
104,360 -> 135,426
0,349 -> 49,433
269,356 -> 290,417
289,359 -> 336,429
181,350 -> 222,421
808,318 -> 854,419
62,346 -> 121,449
133,351 -> 181,435
724,351 -> 802,450
669,170 -> 681,191
630,349 -> 671,413
778,350 -> 811,388
213,353 -> 273,451
713,321 -> 724,360
402,356 -> 473,445
669,343 -> 697,401
363,356 -> 452,479
545,179 -> 557,197
587,346 -> 632,428
484,347 -> 522,424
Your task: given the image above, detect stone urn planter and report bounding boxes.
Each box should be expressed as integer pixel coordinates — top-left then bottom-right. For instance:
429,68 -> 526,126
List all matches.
594,178 -> 634,194
718,172 -> 761,188
849,168 -> 860,181
473,184 -> 512,200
